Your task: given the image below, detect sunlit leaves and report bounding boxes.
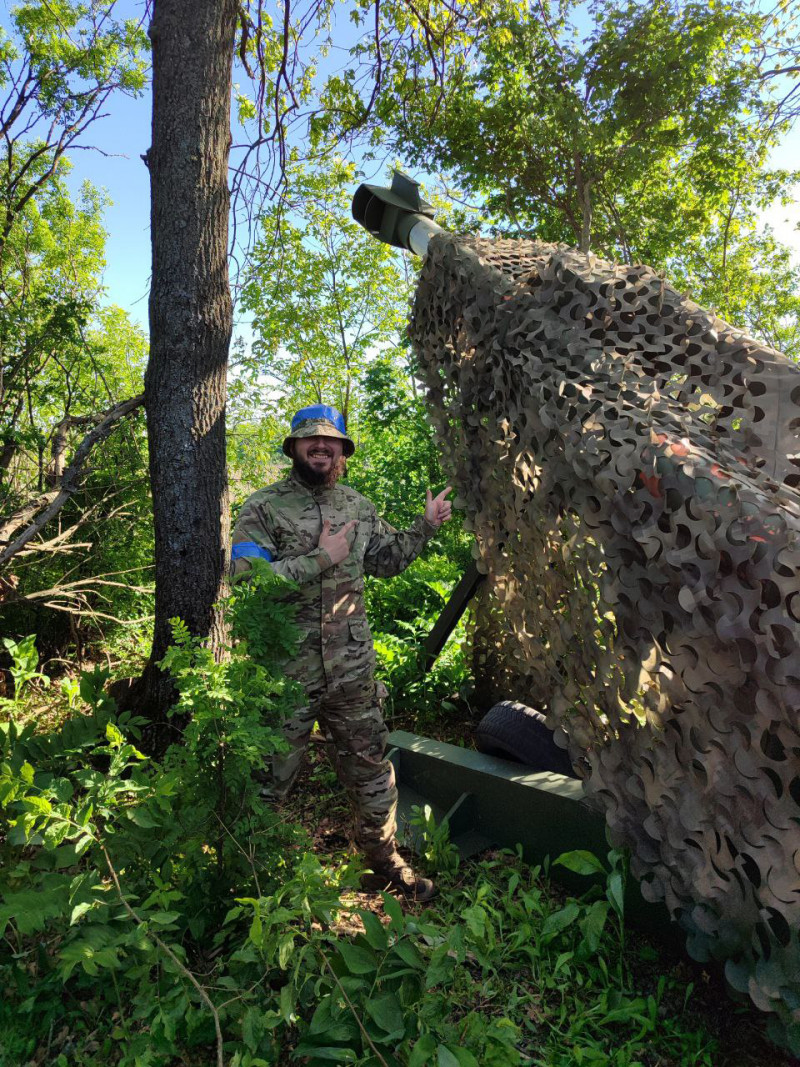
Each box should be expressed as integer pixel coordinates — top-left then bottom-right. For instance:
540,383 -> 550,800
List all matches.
239,158 -> 411,430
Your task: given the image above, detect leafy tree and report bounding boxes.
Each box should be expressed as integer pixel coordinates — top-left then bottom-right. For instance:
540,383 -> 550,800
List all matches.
0,170 -> 150,650
0,175 -> 109,502
0,3 -> 149,649
241,158 -> 411,425
356,0 -> 794,264
669,186 -> 800,360
0,0 -> 147,261
318,1 -> 799,363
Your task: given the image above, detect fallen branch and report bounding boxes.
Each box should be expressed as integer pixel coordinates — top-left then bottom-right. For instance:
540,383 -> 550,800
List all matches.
0,394 -> 144,567
0,565 -> 153,610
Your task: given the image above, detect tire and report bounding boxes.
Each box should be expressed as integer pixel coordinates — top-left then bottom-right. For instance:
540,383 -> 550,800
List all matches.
475,701 -> 577,778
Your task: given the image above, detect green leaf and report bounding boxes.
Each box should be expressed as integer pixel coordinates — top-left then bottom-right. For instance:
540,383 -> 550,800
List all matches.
147,910 -> 181,926
293,1045 -> 357,1062
279,982 -> 295,1023
241,1006 -> 264,1052
409,1035 -> 437,1067
452,1049 -> 479,1067
278,931 -> 295,969
553,850 -> 605,876
381,890 -> 405,932
249,910 -> 263,945
127,805 -> 160,828
105,722 -> 124,748
359,909 -> 388,951
335,941 -> 377,976
463,904 -> 487,939
22,794 -> 51,815
70,901 -> 93,925
607,870 -> 624,919
541,902 -> 580,940
580,900 -> 609,953
392,938 -> 424,970
365,992 -> 405,1036
425,943 -> 455,988
554,950 -> 574,975
438,1046 -> 462,1067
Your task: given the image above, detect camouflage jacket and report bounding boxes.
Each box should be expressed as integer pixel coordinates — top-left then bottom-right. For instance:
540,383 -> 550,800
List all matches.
231,471 -> 438,687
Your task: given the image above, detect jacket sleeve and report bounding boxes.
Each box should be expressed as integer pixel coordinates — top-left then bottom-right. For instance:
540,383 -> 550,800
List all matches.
363,507 -> 438,578
230,496 -> 332,584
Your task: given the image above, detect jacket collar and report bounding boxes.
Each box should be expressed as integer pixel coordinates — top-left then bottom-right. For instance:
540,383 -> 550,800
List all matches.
286,468 -> 337,499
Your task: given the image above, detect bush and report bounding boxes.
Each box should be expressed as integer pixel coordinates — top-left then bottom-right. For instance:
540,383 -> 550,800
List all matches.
0,573 -> 725,1067
0,566 -> 315,1065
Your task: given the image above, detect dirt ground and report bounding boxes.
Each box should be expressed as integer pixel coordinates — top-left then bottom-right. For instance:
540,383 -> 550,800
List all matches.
287,737 -> 800,1067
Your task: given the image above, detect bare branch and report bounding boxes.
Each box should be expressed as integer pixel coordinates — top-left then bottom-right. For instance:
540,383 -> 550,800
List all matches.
0,394 -> 144,566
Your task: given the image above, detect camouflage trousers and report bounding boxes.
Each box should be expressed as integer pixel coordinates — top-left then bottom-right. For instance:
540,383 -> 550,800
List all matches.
266,674 -> 398,863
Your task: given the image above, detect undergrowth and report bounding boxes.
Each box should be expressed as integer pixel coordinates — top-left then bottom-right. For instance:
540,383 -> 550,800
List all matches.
0,568 -> 760,1066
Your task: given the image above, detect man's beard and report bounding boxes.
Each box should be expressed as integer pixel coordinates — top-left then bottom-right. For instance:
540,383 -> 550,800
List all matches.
292,454 -> 346,488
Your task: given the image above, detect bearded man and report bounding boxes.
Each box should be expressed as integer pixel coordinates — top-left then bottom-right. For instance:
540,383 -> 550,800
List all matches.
231,404 -> 452,900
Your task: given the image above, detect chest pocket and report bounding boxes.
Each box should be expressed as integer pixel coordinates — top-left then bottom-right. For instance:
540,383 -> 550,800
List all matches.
348,618 -> 371,642
270,507 -> 318,556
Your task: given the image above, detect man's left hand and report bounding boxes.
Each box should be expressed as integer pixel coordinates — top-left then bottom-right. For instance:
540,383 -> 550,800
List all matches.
425,486 -> 453,528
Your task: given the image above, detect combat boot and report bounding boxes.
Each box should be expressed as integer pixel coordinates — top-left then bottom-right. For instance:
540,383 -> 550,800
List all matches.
365,849 -> 436,903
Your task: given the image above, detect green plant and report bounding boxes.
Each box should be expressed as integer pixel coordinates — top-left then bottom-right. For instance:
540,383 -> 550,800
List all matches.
368,561 -> 475,734
236,885 -> 523,1066
0,583 -> 727,1067
0,635 -> 50,708
408,803 -> 461,876
0,565 -> 312,1065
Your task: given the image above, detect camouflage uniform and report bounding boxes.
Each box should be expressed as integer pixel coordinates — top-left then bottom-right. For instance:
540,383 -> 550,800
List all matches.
231,470 -> 437,862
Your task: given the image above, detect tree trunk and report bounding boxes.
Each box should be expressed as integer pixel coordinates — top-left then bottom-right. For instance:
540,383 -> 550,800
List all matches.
132,0 -> 236,731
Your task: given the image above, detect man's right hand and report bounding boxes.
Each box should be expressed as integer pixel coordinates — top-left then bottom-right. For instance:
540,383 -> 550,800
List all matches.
318,519 -> 357,565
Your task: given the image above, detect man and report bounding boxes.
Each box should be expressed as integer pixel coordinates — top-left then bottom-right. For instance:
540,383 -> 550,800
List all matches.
231,404 -> 452,900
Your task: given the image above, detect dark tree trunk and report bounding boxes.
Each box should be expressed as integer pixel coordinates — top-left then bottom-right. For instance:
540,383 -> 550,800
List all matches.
130,0 -> 236,732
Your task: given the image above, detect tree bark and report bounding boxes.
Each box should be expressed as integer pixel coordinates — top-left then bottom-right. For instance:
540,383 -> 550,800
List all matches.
133,0 -> 236,728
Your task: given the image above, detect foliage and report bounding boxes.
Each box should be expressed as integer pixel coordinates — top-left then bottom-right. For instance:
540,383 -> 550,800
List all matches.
240,158 -> 412,426
0,0 -> 147,265
0,565 -> 306,1065
316,0 -> 800,363
0,3 -> 149,654
0,170 -> 151,652
0,635 -> 50,707
0,584 -> 728,1067
409,803 -> 461,875
669,201 -> 800,360
235,846 -> 716,1066
371,590 -> 473,730
343,0 -> 793,258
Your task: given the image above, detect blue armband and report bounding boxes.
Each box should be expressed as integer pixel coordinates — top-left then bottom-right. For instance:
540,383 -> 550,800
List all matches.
231,541 -> 274,562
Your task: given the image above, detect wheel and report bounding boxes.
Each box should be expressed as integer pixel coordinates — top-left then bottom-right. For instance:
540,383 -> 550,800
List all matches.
475,701 -> 577,778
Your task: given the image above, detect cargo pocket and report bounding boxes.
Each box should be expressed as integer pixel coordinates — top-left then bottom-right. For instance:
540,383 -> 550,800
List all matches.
348,617 -> 372,643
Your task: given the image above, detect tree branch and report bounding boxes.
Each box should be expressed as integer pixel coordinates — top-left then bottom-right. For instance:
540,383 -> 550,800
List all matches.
0,394 -> 143,566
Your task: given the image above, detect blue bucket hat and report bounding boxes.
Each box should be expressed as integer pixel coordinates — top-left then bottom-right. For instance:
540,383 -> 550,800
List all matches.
282,404 -> 355,457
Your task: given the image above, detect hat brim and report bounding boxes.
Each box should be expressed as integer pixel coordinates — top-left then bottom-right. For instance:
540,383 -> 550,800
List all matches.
283,420 -> 355,457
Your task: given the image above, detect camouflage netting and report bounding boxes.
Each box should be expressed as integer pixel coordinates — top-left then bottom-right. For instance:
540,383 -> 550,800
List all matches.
408,234 -> 800,1048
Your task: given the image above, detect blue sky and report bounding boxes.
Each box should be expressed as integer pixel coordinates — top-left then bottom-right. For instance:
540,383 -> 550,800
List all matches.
2,0 -> 798,333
